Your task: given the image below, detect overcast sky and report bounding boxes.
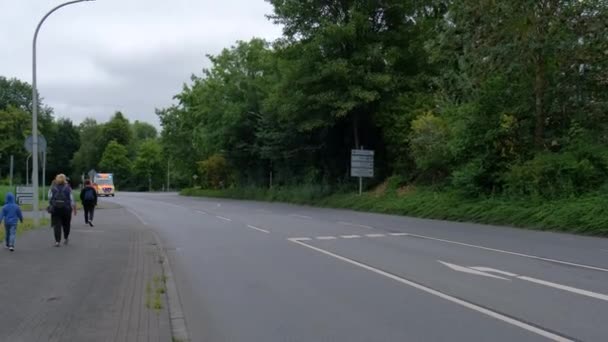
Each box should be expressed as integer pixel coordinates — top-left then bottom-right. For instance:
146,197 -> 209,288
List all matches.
0,0 -> 282,127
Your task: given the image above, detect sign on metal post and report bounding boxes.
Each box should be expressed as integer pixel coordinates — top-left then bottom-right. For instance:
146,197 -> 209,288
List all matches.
351,149 -> 374,195
16,185 -> 34,205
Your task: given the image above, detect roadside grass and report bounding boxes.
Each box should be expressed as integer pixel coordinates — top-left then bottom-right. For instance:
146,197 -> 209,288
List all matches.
181,186 -> 608,236
146,275 -> 166,311
0,217 -> 50,241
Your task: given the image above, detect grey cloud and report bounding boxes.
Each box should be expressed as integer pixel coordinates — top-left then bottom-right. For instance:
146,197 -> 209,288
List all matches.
0,0 -> 282,127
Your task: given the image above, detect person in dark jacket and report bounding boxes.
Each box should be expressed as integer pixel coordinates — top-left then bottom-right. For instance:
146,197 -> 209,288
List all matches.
80,179 -> 98,227
0,192 -> 24,252
49,174 -> 76,247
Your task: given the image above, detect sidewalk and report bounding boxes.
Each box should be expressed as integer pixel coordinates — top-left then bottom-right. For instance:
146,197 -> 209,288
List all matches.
0,206 -> 171,342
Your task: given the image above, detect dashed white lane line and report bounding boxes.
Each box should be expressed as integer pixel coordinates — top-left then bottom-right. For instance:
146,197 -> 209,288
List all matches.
247,225 -> 270,234
317,236 -> 337,240
341,235 -> 362,239
288,239 -> 572,342
290,214 -> 313,219
216,216 -> 232,222
404,232 -> 608,273
290,237 -> 312,241
365,234 -> 386,238
197,210 -> 208,215
389,233 -> 409,236
338,221 -> 374,229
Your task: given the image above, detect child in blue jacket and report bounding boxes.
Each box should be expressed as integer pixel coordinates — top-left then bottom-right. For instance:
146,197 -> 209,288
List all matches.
0,193 -> 24,252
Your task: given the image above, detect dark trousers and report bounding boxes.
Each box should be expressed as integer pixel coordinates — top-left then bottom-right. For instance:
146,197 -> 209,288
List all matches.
84,204 -> 95,223
52,209 -> 71,243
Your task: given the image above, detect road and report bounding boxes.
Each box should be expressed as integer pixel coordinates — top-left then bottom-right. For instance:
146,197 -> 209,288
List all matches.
111,192 -> 608,342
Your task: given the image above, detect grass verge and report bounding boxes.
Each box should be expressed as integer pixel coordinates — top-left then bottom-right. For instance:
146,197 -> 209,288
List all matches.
0,217 -> 50,241
181,186 -> 608,236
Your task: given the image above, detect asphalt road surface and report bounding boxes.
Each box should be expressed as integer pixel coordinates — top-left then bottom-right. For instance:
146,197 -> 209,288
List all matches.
111,192 -> 608,342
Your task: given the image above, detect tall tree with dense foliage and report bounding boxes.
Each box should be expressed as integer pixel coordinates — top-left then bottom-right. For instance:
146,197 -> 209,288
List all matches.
98,140 -> 131,188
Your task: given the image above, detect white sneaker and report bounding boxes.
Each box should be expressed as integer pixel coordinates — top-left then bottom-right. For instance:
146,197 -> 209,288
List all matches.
9,247 -> 14,252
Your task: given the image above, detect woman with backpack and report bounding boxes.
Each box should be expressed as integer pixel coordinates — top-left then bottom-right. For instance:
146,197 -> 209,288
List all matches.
49,174 -> 76,247
80,179 -> 98,227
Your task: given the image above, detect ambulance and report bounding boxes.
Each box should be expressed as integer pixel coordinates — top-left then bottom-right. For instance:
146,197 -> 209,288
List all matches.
93,173 -> 116,197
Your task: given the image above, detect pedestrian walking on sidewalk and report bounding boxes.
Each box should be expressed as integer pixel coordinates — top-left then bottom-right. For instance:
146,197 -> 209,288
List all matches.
0,193 -> 23,252
49,174 -> 77,247
80,179 -> 98,227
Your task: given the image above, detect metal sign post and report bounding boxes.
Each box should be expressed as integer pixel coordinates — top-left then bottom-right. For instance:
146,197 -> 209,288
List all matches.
351,148 -> 374,195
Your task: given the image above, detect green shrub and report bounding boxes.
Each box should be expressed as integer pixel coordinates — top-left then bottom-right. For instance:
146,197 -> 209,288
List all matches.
197,154 -> 230,189
409,113 -> 452,176
505,151 -> 606,198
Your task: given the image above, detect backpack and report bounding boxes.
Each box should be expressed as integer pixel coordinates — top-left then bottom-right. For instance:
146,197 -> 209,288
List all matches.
51,186 -> 70,210
84,188 -> 95,202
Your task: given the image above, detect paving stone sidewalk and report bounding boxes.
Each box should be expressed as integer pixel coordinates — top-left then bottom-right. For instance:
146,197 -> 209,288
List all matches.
0,207 -> 171,342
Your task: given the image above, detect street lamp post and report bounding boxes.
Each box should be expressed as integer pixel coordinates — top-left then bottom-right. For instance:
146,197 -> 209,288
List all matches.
32,0 -> 94,225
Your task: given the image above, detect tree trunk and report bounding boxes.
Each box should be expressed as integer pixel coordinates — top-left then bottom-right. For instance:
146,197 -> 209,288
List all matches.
534,56 -> 546,149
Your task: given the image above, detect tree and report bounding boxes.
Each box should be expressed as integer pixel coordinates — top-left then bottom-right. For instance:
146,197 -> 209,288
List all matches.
0,76 -> 54,135
71,118 -> 102,175
132,139 -> 163,190
98,140 -> 131,188
99,112 -> 132,151
47,118 -> 80,182
132,121 -> 158,143
0,106 -> 30,181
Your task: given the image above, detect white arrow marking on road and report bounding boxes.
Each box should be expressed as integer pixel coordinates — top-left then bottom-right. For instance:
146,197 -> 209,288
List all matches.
317,236 -> 337,240
439,261 -> 509,280
470,267 -> 518,277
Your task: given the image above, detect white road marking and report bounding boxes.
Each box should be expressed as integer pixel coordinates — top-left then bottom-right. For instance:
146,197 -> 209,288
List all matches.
338,221 -> 374,229
127,209 -> 148,226
289,237 -> 312,241
439,261 -> 509,280
463,265 -> 608,302
247,225 -> 270,234
216,216 -> 232,222
197,210 -> 208,215
341,235 -> 362,239
365,234 -> 386,238
317,236 -> 337,240
290,239 -> 572,342
601,249 -> 608,253
470,267 -> 518,277
518,276 -> 608,302
404,232 -> 608,273
290,214 -> 312,219
389,233 -> 409,236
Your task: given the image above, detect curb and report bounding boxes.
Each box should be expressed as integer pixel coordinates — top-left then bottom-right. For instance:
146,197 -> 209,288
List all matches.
151,230 -> 191,342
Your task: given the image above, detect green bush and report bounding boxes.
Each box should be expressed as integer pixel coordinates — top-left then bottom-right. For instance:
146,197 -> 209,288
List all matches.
409,113 -> 452,176
504,151 -> 607,198
197,154 -> 230,189
451,159 -> 486,196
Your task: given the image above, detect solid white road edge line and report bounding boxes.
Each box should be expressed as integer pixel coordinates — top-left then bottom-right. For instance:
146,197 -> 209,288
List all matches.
288,238 -> 572,342
127,208 -> 148,226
